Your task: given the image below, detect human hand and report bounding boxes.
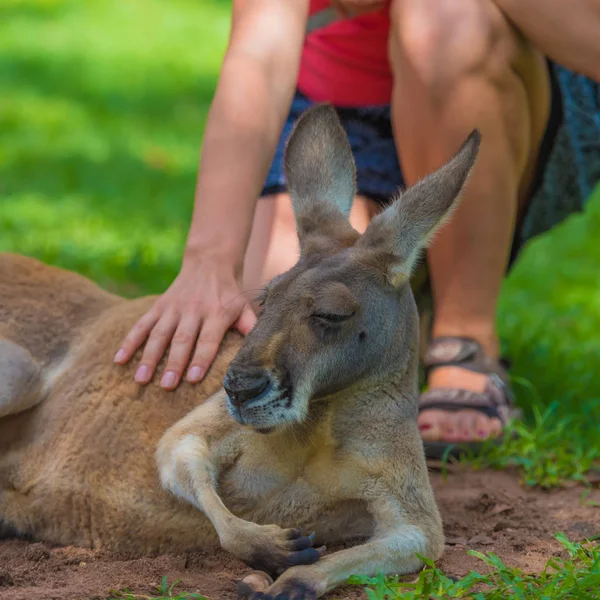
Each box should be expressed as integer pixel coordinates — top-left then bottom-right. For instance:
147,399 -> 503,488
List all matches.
330,0 -> 387,18
113,254 -> 257,390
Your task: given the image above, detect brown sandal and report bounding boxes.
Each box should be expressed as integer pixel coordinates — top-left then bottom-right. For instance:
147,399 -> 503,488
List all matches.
419,336 -> 521,460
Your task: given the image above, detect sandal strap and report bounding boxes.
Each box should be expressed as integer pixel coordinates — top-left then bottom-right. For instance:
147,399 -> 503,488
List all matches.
418,399 -> 501,420
420,336 -> 518,424
424,337 -> 512,388
419,382 -> 517,424
424,336 -> 482,369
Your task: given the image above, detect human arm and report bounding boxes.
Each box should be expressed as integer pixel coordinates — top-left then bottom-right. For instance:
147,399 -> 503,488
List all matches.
114,0 -> 309,389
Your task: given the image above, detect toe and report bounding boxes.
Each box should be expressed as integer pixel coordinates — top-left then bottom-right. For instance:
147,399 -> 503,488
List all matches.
420,409 -> 504,444
268,581 -> 317,600
440,413 -> 461,442
456,411 -> 478,441
489,416 -> 503,439
287,547 -> 321,567
285,528 -> 302,540
418,409 -> 444,441
288,532 -> 315,551
473,413 -> 503,440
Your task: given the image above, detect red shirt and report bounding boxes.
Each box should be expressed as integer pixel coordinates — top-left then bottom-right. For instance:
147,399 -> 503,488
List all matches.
298,1 -> 392,107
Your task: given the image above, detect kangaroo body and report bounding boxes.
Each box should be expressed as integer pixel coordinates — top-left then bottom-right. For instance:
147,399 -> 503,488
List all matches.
0,106 -> 480,598
0,255 -> 375,550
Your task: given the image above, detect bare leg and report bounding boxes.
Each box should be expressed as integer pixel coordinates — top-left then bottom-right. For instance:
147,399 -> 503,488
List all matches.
389,0 -> 551,442
493,0 -> 600,81
243,193 -> 380,296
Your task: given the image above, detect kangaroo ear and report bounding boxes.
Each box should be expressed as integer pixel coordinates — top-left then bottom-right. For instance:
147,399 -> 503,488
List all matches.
357,130 -> 481,285
284,104 -> 357,247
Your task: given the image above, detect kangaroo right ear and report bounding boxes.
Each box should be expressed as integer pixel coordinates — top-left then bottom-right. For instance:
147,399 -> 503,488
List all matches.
356,130 -> 481,286
284,104 -> 357,248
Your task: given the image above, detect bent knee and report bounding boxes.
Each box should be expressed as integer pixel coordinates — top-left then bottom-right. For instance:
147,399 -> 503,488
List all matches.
389,0 -> 520,98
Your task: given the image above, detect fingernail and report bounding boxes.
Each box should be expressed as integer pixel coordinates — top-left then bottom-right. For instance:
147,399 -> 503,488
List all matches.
113,349 -> 126,363
187,366 -> 203,382
161,371 -> 177,389
309,532 -> 316,542
419,423 -> 432,431
478,430 -> 487,438
135,365 -> 150,384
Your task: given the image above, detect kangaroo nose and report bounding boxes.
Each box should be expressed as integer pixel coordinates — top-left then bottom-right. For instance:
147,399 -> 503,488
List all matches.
224,373 -> 272,407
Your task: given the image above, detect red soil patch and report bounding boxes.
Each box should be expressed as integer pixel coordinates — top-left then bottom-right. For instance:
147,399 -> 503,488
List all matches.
2,468 -> 599,600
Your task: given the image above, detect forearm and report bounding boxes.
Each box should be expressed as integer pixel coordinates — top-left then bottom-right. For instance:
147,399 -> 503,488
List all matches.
156,399 -> 239,537
186,56 -> 296,271
495,0 -> 600,81
185,0 -> 308,274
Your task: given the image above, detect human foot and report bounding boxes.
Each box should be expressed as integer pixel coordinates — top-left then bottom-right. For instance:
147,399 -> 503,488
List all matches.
418,337 -> 518,456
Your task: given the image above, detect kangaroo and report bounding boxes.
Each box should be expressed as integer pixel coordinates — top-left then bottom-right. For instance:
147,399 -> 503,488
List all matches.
0,105 -> 480,599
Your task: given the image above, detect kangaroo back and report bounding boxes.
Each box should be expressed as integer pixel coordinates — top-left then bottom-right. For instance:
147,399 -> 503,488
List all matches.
0,253 -> 123,367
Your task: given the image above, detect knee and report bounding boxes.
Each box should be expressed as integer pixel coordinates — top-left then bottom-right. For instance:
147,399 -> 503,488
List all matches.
389,0 -> 518,101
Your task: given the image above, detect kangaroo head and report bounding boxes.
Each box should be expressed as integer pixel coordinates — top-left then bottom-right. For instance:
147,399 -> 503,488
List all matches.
224,105 -> 480,431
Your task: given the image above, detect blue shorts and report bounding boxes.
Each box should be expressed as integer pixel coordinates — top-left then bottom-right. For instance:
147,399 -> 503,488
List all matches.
261,64 -> 600,263
262,91 -> 403,205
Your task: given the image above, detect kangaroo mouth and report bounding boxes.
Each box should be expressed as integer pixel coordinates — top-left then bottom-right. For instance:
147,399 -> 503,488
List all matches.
224,372 -> 298,431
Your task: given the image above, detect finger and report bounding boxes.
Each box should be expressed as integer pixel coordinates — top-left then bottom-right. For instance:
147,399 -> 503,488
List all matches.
186,313 -> 231,383
288,535 -> 314,551
285,529 -> 302,540
235,304 -> 257,336
114,310 -> 160,364
286,547 -> 321,567
134,312 -> 179,384
160,313 -> 203,390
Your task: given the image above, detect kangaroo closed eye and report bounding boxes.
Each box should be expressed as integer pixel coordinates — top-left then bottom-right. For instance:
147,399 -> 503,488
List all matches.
311,311 -> 355,323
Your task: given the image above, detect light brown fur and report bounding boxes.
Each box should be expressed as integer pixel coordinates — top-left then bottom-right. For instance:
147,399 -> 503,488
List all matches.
0,106 -> 480,598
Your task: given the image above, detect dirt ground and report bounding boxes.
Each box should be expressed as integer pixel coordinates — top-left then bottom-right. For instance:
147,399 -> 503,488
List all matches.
1,467 -> 599,600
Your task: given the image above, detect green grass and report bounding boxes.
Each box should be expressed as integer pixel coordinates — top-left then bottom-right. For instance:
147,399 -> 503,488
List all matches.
0,0 -> 230,294
1,0 -> 600,597
348,534 -> 600,599
109,576 -> 206,600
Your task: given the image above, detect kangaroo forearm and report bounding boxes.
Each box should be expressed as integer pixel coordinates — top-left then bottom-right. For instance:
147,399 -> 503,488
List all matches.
266,527 -> 428,598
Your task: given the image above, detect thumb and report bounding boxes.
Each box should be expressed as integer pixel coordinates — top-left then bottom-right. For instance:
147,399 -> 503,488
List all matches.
235,304 -> 257,336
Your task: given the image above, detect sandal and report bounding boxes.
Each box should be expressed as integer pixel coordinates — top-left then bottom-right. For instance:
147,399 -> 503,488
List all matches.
419,336 -> 521,460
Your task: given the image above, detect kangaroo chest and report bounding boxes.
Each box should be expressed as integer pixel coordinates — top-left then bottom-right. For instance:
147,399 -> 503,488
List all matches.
218,430 -> 373,544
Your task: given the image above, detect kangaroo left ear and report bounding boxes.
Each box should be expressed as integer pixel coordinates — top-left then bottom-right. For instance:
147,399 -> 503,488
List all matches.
284,104 -> 358,250
356,130 -> 481,285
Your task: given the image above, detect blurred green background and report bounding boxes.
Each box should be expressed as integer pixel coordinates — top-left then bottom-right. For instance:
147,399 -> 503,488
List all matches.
1,0 -> 231,294
1,0 -> 600,483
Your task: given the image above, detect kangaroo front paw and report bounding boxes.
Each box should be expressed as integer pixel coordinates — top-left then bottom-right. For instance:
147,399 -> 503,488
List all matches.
247,579 -> 317,600
224,525 -> 321,577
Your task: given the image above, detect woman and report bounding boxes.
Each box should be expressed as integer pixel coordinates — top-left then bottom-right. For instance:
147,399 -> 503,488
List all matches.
113,0 -> 600,457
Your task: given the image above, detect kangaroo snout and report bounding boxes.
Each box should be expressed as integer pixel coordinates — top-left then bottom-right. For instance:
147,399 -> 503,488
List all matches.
223,359 -> 298,430
223,369 -> 273,408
